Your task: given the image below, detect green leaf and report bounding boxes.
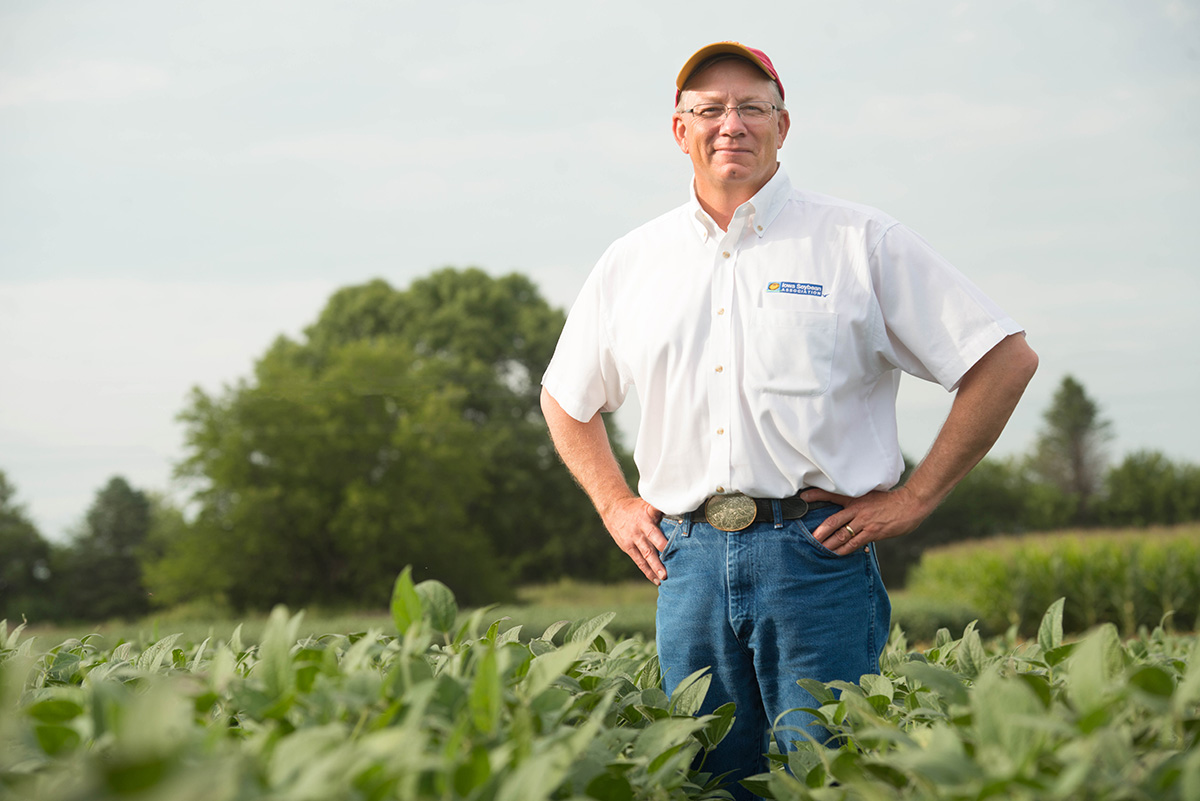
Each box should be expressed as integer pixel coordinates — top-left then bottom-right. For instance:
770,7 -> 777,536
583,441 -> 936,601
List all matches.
540,620 -> 570,642
896,662 -> 969,707
1038,597 -> 1065,654
496,746 -> 571,801
453,745 -> 492,795
954,622 -> 986,678
34,724 -> 81,755
667,668 -> 711,716
567,611 -> 616,645
1128,665 -> 1175,698
27,697 -> 85,724
697,702 -> 737,751
796,677 -> 835,705
469,645 -> 502,734
1066,624 -> 1124,715
391,566 -> 423,633
524,639 -> 589,697
134,633 -> 183,674
884,722 -> 976,786
635,654 -> 661,690
585,772 -> 634,801
860,673 -> 894,703
632,716 -> 707,760
415,579 -> 457,633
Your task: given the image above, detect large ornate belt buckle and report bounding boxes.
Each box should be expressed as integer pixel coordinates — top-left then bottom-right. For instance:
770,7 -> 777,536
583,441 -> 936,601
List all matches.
705,492 -> 757,532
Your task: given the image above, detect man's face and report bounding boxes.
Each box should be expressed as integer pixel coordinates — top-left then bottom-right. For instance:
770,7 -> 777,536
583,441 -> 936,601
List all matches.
672,59 -> 790,198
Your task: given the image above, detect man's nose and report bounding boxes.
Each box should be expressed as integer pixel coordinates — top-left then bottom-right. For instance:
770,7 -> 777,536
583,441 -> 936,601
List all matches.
718,109 -> 748,135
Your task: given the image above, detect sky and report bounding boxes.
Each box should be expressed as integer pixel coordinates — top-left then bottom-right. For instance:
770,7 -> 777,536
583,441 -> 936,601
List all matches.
1,0 -> 1198,540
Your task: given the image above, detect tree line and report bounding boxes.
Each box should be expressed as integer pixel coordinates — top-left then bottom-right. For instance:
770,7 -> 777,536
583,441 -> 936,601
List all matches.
3,268 -> 1198,622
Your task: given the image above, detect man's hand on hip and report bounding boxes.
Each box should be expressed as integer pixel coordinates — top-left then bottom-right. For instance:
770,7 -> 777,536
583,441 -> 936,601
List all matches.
802,486 -> 929,556
602,497 -> 669,585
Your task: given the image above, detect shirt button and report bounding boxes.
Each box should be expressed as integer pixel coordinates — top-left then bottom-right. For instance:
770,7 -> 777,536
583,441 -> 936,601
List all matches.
715,365 -> 723,373
716,428 -> 724,435
717,308 -> 725,315
722,251 -> 731,258
757,225 -> 763,232
716,486 -> 725,493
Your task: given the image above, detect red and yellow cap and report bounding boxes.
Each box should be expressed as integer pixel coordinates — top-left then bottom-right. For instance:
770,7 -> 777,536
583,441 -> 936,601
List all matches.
675,41 -> 784,103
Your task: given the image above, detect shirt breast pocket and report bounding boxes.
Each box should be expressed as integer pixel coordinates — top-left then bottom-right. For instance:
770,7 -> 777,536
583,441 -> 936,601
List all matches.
745,310 -> 838,396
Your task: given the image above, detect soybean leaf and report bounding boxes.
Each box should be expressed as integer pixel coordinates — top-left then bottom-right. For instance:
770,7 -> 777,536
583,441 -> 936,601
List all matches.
27,697 -> 84,724
540,620 -> 571,643
496,746 -> 572,801
1066,624 -> 1123,715
524,640 -> 590,697
667,668 -> 711,716
860,673 -> 895,703
1038,597 -> 1065,654
955,623 -> 986,679
586,772 -> 634,801
34,724 -> 81,755
134,633 -> 182,674
896,662 -> 969,707
391,566 -> 423,633
567,612 -> 616,645
797,678 -> 836,706
1129,665 -> 1175,698
631,716 -> 707,760
1174,638 -> 1200,715
496,624 -> 523,646
469,645 -> 502,735
635,655 -> 661,690
697,702 -> 737,750
415,579 -> 457,634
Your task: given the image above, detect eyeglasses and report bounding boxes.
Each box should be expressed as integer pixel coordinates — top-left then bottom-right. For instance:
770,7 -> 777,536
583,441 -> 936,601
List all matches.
679,102 -> 779,123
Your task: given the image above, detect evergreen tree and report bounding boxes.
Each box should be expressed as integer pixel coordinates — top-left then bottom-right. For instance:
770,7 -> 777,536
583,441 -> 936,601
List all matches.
1030,375 -> 1113,522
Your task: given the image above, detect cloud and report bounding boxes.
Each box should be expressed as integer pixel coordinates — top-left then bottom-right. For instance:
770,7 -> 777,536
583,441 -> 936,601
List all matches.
0,61 -> 170,107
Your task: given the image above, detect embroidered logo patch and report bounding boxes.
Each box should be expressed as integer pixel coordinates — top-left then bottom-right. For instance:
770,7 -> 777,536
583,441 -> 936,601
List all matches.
766,281 -> 824,297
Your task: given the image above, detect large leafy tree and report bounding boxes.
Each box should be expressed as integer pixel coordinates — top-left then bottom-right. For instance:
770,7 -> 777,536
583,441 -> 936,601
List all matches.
0,470 -> 55,621
156,269 -> 632,610
1030,375 -> 1113,522
56,476 -> 153,620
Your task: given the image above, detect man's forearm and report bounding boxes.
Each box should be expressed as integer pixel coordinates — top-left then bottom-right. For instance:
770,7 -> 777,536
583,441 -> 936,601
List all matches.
539,388 -> 635,517
540,387 -> 670,583
807,332 -> 1038,553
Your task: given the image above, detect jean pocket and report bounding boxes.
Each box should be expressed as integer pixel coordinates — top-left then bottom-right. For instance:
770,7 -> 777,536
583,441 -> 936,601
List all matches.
794,516 -> 858,559
658,519 -> 686,561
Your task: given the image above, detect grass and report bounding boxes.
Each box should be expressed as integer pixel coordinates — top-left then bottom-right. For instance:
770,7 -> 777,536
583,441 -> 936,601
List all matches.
16,577 -> 982,650
14,579 -> 658,648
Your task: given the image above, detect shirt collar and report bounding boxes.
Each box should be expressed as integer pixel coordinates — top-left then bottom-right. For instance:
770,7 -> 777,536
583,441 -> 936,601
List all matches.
686,165 -> 793,242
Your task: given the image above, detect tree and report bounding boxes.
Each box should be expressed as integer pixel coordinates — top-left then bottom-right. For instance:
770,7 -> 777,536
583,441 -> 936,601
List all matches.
1030,375 -> 1113,522
0,470 -> 55,621
55,477 -> 153,621
1097,450 -> 1200,526
157,269 -> 633,611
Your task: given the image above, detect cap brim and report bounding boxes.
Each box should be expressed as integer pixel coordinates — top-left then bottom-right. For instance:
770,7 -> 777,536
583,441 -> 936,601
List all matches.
675,42 -> 775,91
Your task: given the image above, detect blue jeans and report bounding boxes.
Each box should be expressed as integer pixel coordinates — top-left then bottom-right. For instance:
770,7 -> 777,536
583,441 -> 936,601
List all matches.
655,504 -> 890,799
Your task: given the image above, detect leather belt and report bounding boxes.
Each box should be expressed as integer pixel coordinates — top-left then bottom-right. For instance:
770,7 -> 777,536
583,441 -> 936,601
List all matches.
665,490 -> 835,532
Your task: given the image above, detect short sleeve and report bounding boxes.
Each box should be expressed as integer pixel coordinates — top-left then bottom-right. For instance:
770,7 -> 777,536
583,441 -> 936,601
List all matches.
870,224 -> 1022,391
540,261 -> 629,422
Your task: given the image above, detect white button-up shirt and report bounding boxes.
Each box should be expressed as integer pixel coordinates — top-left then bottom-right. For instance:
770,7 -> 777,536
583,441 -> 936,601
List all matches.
542,167 -> 1022,515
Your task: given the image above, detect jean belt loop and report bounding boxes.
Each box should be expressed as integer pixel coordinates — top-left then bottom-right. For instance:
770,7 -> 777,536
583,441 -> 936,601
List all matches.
771,498 -> 783,529
683,511 -> 693,537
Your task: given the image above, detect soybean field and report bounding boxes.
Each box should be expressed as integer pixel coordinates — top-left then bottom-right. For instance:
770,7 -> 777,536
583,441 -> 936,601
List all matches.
2,570 -> 1198,800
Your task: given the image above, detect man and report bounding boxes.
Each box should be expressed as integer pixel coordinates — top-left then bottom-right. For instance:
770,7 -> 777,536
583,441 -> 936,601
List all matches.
540,41 -> 1037,796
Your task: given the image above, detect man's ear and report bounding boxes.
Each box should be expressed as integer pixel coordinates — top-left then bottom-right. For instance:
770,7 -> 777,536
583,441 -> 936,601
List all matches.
776,108 -> 791,149
672,114 -> 690,154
